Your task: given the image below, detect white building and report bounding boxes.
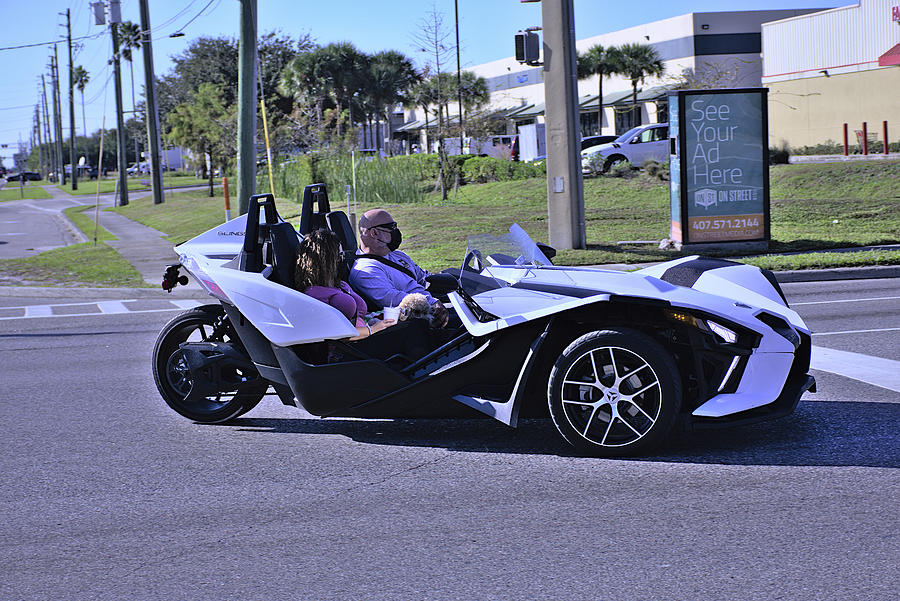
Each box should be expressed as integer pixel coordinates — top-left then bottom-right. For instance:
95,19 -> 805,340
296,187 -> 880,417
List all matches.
762,0 -> 900,148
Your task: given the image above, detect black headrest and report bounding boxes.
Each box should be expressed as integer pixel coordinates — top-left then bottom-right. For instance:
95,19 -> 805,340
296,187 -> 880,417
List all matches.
298,183 -> 330,235
267,222 -> 301,287
326,210 -> 358,254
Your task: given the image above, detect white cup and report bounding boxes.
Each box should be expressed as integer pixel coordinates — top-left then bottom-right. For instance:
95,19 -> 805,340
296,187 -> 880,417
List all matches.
383,306 -> 401,321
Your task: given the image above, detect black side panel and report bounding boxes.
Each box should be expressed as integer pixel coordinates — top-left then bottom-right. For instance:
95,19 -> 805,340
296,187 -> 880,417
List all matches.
660,257 -> 742,288
222,304 -> 279,368
272,344 -> 411,416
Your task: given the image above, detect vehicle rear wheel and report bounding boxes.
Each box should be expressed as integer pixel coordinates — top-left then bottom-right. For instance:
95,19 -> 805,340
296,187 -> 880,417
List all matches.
548,328 -> 681,456
152,305 -> 267,423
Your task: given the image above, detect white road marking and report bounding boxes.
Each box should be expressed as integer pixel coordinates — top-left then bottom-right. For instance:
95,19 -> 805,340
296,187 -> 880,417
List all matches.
811,346 -> 900,393
96,301 -> 130,314
0,299 -> 203,321
792,295 -> 900,306
813,327 -> 900,336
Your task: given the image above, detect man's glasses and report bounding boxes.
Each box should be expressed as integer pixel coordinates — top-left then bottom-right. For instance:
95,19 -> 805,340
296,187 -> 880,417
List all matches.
371,222 -> 397,232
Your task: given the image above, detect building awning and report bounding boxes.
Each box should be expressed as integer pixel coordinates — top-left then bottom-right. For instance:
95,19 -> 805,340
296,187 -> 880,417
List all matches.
508,103 -> 544,119
579,90 -> 634,109
878,43 -> 900,67
395,119 -> 426,132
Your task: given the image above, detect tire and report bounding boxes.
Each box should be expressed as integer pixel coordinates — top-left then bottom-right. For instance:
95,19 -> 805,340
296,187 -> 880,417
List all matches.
152,305 -> 267,423
548,328 -> 681,456
603,155 -> 626,172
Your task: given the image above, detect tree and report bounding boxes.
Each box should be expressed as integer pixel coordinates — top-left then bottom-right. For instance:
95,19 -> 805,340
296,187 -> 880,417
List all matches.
367,50 -> 419,155
117,21 -> 143,165
166,83 -> 235,196
616,43 -> 665,127
73,65 -> 90,162
577,44 -> 622,134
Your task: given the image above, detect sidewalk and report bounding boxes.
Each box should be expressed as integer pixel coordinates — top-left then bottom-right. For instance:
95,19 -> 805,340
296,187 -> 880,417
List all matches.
51,185 -> 207,297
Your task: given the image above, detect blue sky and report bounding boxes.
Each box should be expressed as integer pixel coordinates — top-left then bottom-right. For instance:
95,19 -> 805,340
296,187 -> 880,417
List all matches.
0,0 -> 839,164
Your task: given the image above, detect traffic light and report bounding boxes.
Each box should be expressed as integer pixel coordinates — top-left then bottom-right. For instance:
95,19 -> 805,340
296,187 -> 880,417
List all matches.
515,31 -> 541,65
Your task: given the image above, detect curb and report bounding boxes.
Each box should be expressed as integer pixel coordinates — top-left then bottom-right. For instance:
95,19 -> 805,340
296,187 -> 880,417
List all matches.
0,285 -> 209,300
773,264 -> 900,282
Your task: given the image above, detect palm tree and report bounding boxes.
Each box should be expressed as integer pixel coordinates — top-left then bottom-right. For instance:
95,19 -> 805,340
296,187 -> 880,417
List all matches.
280,48 -> 329,128
577,44 -> 622,134
368,51 -> 419,155
73,66 -> 90,163
317,42 -> 368,137
118,21 -> 142,164
616,42 -> 665,128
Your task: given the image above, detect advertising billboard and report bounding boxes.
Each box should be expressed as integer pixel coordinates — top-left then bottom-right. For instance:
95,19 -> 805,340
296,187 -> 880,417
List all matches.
668,88 -> 770,247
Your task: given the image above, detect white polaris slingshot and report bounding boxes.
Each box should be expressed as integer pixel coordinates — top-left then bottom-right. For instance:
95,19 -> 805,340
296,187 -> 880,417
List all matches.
153,185 -> 815,456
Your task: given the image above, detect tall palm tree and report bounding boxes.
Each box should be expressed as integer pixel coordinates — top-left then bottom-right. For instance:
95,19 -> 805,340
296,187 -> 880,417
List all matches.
280,48 -> 329,127
118,21 -> 142,164
616,42 -> 665,128
317,42 -> 368,137
73,65 -> 90,163
577,44 -> 622,134
368,50 -> 419,155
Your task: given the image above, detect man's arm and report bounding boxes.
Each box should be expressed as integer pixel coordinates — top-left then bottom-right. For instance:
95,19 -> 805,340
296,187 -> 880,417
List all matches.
349,260 -> 435,308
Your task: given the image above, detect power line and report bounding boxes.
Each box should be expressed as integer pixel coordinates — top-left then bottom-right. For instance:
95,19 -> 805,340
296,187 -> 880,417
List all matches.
0,31 -> 105,52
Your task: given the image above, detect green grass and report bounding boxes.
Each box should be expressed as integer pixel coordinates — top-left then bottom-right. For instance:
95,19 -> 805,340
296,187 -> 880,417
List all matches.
0,243 -> 149,287
2,161 -> 896,287
58,173 -> 210,195
0,185 -> 52,201
64,205 -> 115,242
741,249 -> 900,271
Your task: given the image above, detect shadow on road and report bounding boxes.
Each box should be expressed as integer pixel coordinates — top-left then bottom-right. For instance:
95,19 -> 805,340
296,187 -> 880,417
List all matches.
225,400 -> 899,468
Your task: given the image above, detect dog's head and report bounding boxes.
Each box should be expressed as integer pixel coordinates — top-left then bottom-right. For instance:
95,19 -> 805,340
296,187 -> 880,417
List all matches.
399,293 -> 432,321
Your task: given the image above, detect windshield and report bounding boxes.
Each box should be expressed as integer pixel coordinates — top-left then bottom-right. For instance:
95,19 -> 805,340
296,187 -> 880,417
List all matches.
615,126 -> 643,143
464,224 -> 552,270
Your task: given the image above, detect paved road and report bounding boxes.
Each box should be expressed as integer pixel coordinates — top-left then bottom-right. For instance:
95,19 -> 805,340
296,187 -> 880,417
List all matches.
0,279 -> 896,600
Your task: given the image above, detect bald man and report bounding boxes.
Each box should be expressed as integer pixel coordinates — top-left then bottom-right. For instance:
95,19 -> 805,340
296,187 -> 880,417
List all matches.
349,208 -> 450,327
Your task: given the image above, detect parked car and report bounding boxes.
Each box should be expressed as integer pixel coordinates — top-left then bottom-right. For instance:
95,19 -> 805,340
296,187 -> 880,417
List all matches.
5,171 -> 42,182
581,123 -> 669,173
580,135 -> 618,152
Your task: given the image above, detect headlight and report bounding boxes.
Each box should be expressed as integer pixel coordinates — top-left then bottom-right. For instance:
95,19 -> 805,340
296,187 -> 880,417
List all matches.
706,320 -> 737,344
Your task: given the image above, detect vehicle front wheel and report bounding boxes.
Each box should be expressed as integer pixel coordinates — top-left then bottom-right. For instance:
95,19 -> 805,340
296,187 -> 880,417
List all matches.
152,305 -> 267,423
548,328 -> 681,456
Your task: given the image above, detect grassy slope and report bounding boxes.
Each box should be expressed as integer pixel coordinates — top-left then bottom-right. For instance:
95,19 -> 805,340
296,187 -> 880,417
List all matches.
0,186 -> 52,201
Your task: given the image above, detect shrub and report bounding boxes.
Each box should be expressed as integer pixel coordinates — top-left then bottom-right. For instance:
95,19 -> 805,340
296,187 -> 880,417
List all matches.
643,159 -> 670,181
608,160 -> 637,178
769,144 -> 791,164
460,156 -> 545,183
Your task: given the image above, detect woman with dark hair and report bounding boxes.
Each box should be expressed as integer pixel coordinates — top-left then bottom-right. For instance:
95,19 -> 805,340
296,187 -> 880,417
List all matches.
295,228 -> 393,340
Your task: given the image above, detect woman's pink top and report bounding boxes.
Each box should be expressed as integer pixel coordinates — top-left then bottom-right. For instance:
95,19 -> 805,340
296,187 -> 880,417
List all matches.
304,281 -> 367,327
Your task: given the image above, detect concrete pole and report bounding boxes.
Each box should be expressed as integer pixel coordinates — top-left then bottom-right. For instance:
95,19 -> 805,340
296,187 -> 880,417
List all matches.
138,0 -> 164,204
111,24 -> 129,206
51,50 -> 65,185
67,9 -> 78,190
541,0 -> 585,249
41,74 -> 54,181
236,0 -> 258,215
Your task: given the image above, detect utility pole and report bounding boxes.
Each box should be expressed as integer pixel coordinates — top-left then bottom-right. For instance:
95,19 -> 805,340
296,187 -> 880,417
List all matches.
541,0 -> 584,249
35,105 -> 44,177
51,49 -> 66,185
138,0 -> 164,204
236,0 -> 257,215
109,3 -> 129,206
455,0 -> 464,153
41,74 -> 54,181
66,9 -> 78,190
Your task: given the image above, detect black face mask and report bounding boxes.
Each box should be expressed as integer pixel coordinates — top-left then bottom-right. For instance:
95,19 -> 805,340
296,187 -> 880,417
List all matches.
387,228 -> 402,251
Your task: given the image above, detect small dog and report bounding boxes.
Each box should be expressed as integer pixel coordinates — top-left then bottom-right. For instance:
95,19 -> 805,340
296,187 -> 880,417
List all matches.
398,293 -> 436,325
